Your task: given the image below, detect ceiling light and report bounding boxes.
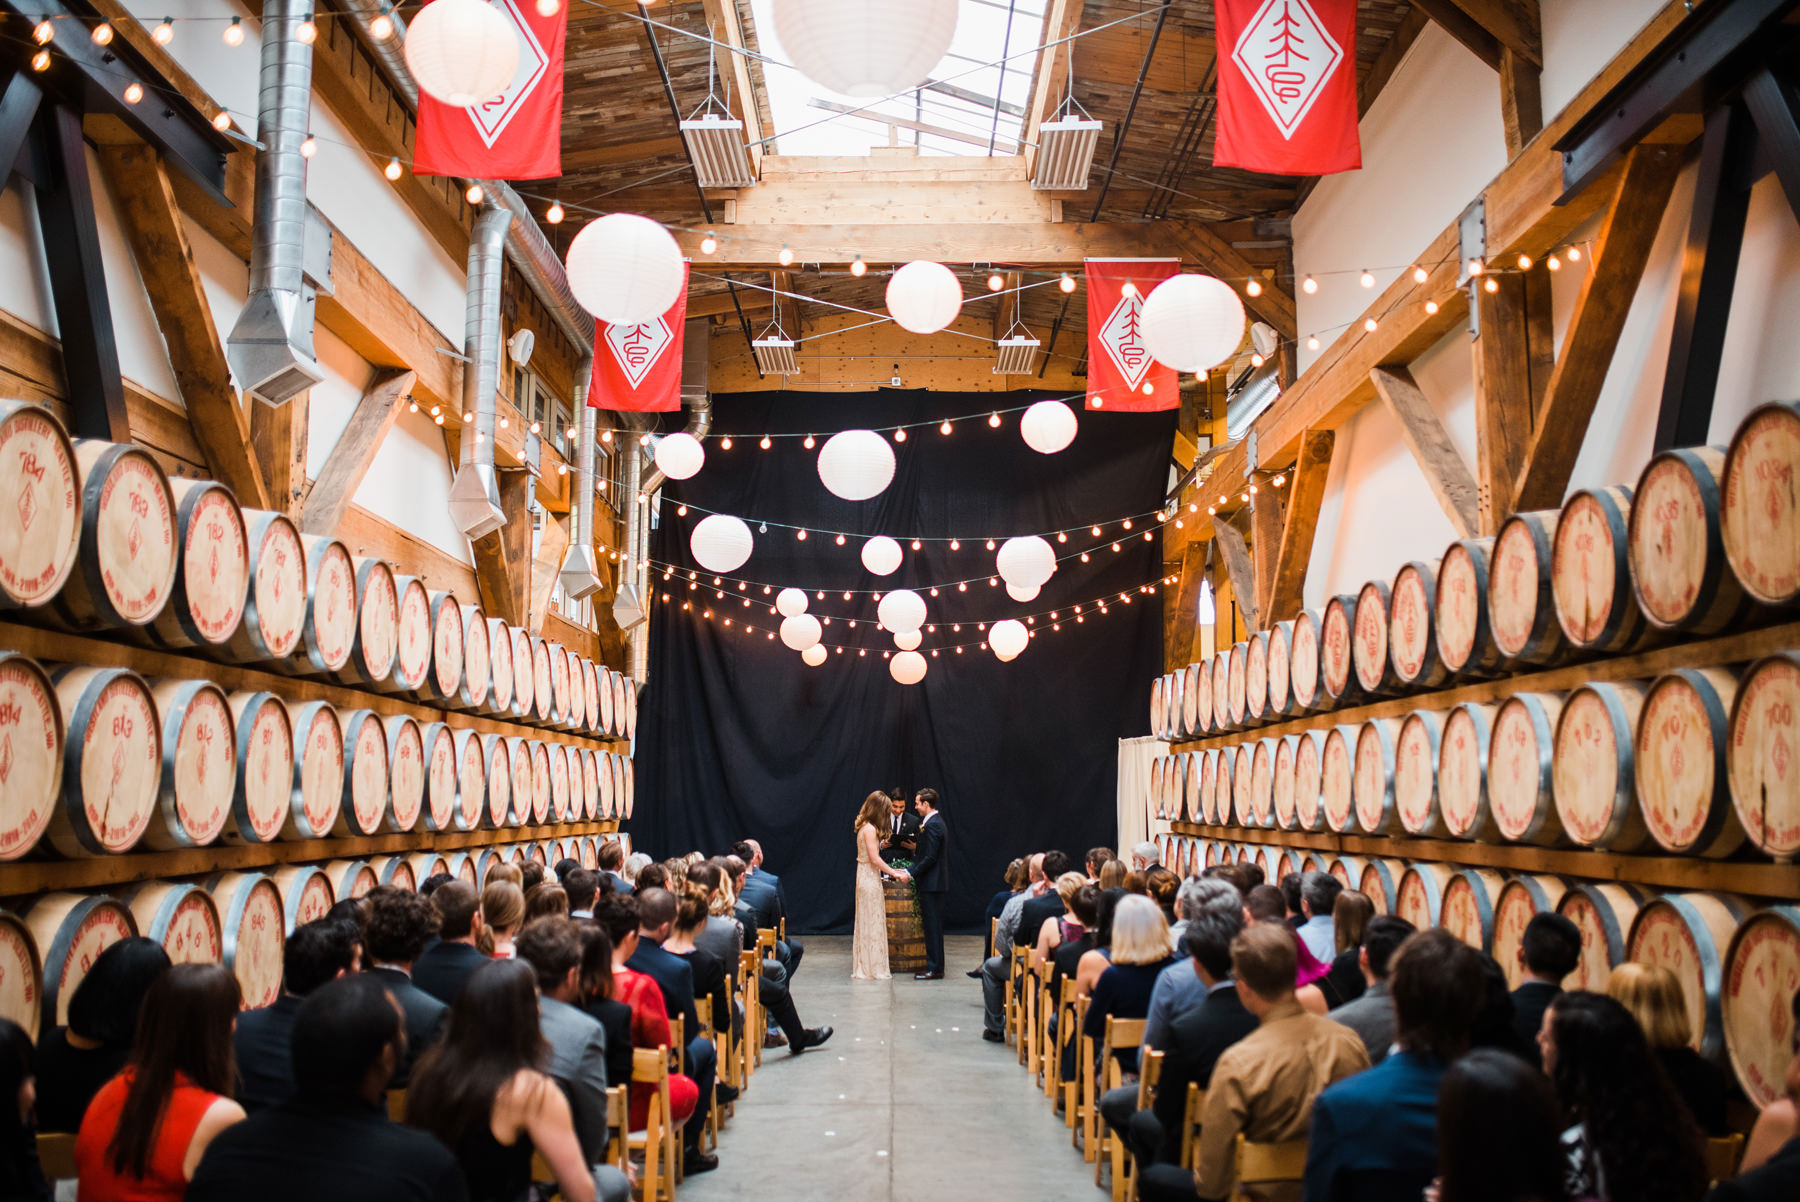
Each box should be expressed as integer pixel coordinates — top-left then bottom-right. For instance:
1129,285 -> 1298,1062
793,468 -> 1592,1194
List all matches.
1032,113 -> 1102,190
680,114 -> 757,188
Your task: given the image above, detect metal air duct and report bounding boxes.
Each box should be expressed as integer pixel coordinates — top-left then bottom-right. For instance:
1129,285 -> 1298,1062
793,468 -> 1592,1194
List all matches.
559,354 -> 603,600
448,206 -> 514,539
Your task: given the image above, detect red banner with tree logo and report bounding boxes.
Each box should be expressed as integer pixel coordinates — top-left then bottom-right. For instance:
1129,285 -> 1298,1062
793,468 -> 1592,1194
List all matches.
1215,0 -> 1361,176
414,0 -> 565,180
1084,259 -> 1179,412
590,263 -> 688,412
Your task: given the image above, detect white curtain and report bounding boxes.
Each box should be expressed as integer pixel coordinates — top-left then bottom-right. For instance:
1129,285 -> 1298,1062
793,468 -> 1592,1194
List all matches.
1116,735 -> 1165,852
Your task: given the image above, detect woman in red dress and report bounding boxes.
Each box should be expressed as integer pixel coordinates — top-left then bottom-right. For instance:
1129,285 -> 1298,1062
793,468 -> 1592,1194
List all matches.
590,896 -> 699,1132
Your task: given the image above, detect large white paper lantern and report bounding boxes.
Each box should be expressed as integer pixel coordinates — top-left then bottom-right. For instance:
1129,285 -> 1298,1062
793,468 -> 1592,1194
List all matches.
876,588 -> 926,635
1006,581 -> 1040,603
776,588 -> 809,618
885,261 -> 963,335
801,644 -> 828,666
817,430 -> 896,501
654,432 -> 705,481
1020,400 -> 1078,455
690,514 -> 753,573
404,0 -> 519,107
996,536 -> 1056,590
889,650 -> 928,685
771,0 -> 957,98
893,629 -> 921,651
990,619 -> 1029,662
565,213 -> 685,328
779,613 -> 822,651
860,535 -> 903,576
1141,274 -> 1246,373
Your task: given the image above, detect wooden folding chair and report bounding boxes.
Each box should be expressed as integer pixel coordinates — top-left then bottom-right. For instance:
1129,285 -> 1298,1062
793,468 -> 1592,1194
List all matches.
1055,978 -> 1079,1120
1020,957 -> 1041,1074
605,1085 -> 629,1168
671,1014 -> 686,1077
1033,963 -> 1054,1091
754,929 -> 779,1067
738,948 -> 762,1079
1114,1049 -> 1163,1202
1007,945 -> 1030,1052
694,996 -> 724,1152
1095,1017 -> 1145,1189
1182,1084 -> 1206,1171
35,1133 -> 75,1182
385,1089 -> 407,1122
627,1046 -> 678,1202
1233,1134 -> 1309,1199
1706,1134 -> 1745,1184
1066,989 -> 1089,1135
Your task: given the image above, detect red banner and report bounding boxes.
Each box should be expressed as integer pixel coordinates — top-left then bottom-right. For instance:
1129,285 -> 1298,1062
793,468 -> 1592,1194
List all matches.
591,264 -> 688,413
1084,259 -> 1178,412
414,0 -> 565,180
1214,0 -> 1360,177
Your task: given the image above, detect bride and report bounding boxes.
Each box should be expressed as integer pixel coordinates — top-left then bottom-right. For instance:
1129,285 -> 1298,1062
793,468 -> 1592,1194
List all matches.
852,791 -> 909,980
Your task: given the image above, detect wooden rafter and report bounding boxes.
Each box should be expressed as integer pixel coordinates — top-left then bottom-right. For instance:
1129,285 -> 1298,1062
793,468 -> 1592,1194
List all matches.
1250,474 -> 1282,625
300,370 -> 417,535
1265,430 -> 1334,624
992,271 -> 1024,342
1167,537 -> 1210,669
1170,223 -> 1298,341
1020,0 -> 1086,174
1213,516 -> 1257,634
1370,367 -> 1480,537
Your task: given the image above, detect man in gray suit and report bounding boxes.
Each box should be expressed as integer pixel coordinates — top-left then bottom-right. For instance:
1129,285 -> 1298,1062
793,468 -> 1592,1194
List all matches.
1329,915 -> 1416,1064
516,917 -> 632,1202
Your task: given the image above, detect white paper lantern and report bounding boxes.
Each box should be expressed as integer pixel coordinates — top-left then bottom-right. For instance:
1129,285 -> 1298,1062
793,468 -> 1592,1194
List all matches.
771,0 -> 957,98
860,535 -> 904,576
654,432 -> 705,481
889,650 -> 928,685
690,514 -> 753,573
779,613 -> 822,651
1141,274 -> 1247,373
876,588 -> 926,635
775,588 -> 809,618
801,644 -> 828,666
404,0 -> 519,107
990,619 -> 1029,661
1020,400 -> 1078,455
893,629 -> 921,651
996,536 -> 1056,590
885,261 -> 964,335
817,430 -> 896,501
1005,581 -> 1040,603
565,213 -> 685,328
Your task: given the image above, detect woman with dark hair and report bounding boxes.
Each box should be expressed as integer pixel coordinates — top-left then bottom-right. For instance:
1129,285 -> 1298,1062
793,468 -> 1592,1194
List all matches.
1300,891 -> 1374,1013
1075,888 -> 1124,997
577,925 -> 635,1095
74,963 -> 245,1200
35,938 -> 170,1133
589,896 -> 700,1134
1539,990 -> 1707,1202
976,858 -> 1028,970
523,883 -> 570,924
1435,1048 -> 1569,1202
406,960 -> 596,1202
0,1019 -> 49,1202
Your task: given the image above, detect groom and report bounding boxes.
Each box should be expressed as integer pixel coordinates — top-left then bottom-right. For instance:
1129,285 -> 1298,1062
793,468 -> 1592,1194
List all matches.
909,789 -> 949,980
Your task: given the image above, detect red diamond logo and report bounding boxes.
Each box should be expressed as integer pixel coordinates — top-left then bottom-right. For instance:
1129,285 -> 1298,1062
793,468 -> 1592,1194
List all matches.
605,316 -> 674,389
1232,0 -> 1345,139
467,0 -> 549,149
1097,293 -> 1154,389
16,483 -> 35,533
128,520 -> 142,560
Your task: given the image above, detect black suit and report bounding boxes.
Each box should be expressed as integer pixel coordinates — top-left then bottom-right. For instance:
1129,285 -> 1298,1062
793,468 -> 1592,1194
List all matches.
187,1097 -> 468,1202
1510,980 -> 1560,1066
911,812 -> 949,974
882,810 -> 922,855
367,967 -> 448,1087
411,940 -> 487,1006
234,995 -> 304,1112
1146,983 -> 1260,1158
1015,893 -> 1066,949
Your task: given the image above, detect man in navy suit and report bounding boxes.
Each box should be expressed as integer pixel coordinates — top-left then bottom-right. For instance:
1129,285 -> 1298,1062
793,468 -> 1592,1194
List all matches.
411,882 -> 489,1005
909,789 -> 950,979
735,839 -> 802,978
625,887 -> 723,1174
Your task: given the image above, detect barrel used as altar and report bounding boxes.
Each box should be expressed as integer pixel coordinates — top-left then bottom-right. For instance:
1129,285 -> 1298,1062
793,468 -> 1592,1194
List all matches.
883,877 -> 927,972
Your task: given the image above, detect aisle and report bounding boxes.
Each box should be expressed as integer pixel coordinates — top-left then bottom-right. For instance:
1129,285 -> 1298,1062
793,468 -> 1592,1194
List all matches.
680,935 -> 1095,1202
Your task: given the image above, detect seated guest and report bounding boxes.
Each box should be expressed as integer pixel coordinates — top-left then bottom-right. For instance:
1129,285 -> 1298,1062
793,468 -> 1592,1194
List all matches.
484,864 -> 523,889
1716,989 -> 1800,1199
1608,962 -> 1733,1136
1279,874 -> 1305,930
1122,872 -> 1148,895
1321,916 -> 1415,1063
1048,885 -> 1103,1081
1015,851 -> 1074,949
1298,891 -> 1375,1013
1,1018 -> 50,1202
1129,841 -> 1160,872
186,976 -> 471,1202
565,869 -> 599,920
414,882 -> 489,1004
590,897 -> 701,1142
1240,862 -> 1267,890
236,920 -> 356,1110
621,853 -> 652,888
621,891 -> 718,1173
524,884 -> 569,923
418,873 -> 453,899
1511,912 -> 1581,1064
1033,872 -> 1090,972
635,863 -> 670,892
520,862 -> 545,893
35,938 -> 169,1132
1098,860 -> 1126,891
1082,895 -> 1177,1074
1471,953 -> 1534,1061
663,886 -> 735,1051
325,899 -> 368,973
479,883 -> 525,959
363,886 -> 449,1087
553,858 -> 581,883
1295,871 -> 1342,963
407,962 -> 601,1202
1202,863 -> 1253,894
1144,879 -> 1243,1051
685,862 -> 745,989
576,926 -> 636,1097
734,839 -> 802,976
76,965 -> 246,1201
597,841 -> 633,895
1144,867 -> 1181,930
1074,889 -> 1124,1000
1305,929 -> 1487,1201
1541,991 -> 1706,1202
1246,885 -> 1332,988
1434,1049 -> 1571,1202
1085,847 -> 1116,880
975,858 -> 1028,972
980,853 -> 1049,1038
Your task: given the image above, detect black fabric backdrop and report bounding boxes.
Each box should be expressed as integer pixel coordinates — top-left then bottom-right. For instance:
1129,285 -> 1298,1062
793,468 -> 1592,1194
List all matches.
632,390 -> 1172,934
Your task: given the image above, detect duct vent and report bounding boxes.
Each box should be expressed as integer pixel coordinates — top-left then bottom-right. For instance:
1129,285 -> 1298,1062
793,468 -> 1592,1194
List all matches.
682,114 -> 758,189
1031,115 -> 1102,191
994,334 -> 1041,375
753,336 -> 799,376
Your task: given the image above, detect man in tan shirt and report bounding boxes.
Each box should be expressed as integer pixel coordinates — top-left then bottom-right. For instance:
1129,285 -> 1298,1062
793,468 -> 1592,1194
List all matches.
1191,923 -> 1370,1201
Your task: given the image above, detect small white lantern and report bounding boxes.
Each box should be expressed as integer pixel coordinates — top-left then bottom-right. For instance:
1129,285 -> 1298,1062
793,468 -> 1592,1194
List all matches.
654,432 -> 705,481
1141,274 -> 1246,373
771,0 -> 958,98
404,0 -> 519,107
817,430 -> 896,501
996,535 -> 1056,590
890,649 -> 928,685
801,643 -> 828,666
893,629 -> 921,651
1005,581 -> 1040,603
690,514 -> 753,573
861,535 -> 904,576
990,619 -> 1029,661
885,261 -> 964,334
779,613 -> 823,651
1020,400 -> 1078,455
565,213 -> 685,328
776,588 -> 809,618
876,588 -> 926,635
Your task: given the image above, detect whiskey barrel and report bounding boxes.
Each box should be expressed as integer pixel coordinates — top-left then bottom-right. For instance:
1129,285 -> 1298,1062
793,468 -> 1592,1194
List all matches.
1328,853 -> 1362,896
530,637 -> 554,726
1352,581 -> 1400,696
205,872 -> 284,1007
1556,882 -> 1645,993
1487,692 -> 1568,846
1435,538 -> 1502,676
221,510 -> 307,664
1157,755 -> 1176,822
383,714 -> 425,834
1493,875 -> 1568,989
623,677 -> 638,743
1211,650 -> 1232,733
579,748 -> 600,820
549,642 -> 572,730
20,893 -> 135,1029
596,666 -> 615,736
1638,668 -> 1747,857
1320,596 -> 1362,705
368,855 -> 417,891
1441,868 -> 1507,951
1182,661 -> 1205,735
512,627 -> 536,723
224,691 -> 289,845
0,652 -> 63,861
122,883 -> 220,968
1628,892 -> 1751,1062
1321,725 -> 1357,834
581,657 -> 601,734
0,400 -> 80,610
333,710 -> 389,837
1727,654 -> 1800,860
1265,622 -> 1293,718
53,440 -> 176,630
0,912 -> 41,1039
451,729 -> 487,831
48,665 -> 159,855
336,558 -> 398,688
1150,675 -> 1167,739
419,722 -> 458,832
405,852 -> 449,885
1721,401 -> 1800,606
457,605 -> 490,712
550,742 -> 573,822
884,879 -> 926,973
445,850 -> 479,884
1438,702 -> 1501,841
1488,511 -> 1565,665
480,733 -> 513,828
418,592 -> 465,705
1226,642 -> 1248,728
1289,610 -> 1326,715
622,758 -> 635,818
269,865 -> 335,932
1723,906 -> 1800,1107
144,479 -> 247,651
283,536 -> 357,676
141,679 -> 234,850
1395,863 -> 1454,931
1148,756 -> 1166,821
1293,729 -> 1327,832
1244,633 -> 1269,724
1352,717 -> 1404,835
1360,858 -> 1403,916
1182,749 -> 1201,822
1271,735 -> 1298,830
1192,749 -> 1215,824
1553,681 -> 1651,850
1629,447 -> 1752,634
324,859 -> 377,900
1553,485 -> 1649,654
1390,560 -> 1449,689
1231,743 -> 1255,827
1394,709 -> 1450,838
506,736 -> 533,826
379,576 -> 433,696
283,701 -> 342,840
1250,738 -> 1276,827
484,618 -> 516,717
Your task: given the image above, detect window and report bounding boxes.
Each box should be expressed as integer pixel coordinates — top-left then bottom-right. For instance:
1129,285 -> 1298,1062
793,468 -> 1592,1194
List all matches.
512,366 -> 573,460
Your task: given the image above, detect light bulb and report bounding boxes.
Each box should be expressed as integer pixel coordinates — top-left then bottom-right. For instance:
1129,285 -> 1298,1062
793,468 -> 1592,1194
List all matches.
1246,279 -> 1262,297
940,420 -> 952,435
434,413 -> 444,425
796,529 -> 807,540
152,18 -> 173,44
1092,526 -> 1102,536
700,232 -> 717,255
759,435 -> 771,450
1307,336 -> 1320,350
835,534 -> 846,545
950,539 -> 961,550
1302,276 -> 1318,294
893,428 -> 907,442
296,18 -> 317,43
720,436 -> 732,449
849,255 -> 866,278
537,0 -> 559,14
370,10 -> 394,38
528,421 -> 540,434
1059,273 -> 1075,293
1250,353 -> 1264,367
1142,381 -> 1154,395
638,433 -> 651,446
565,427 -> 575,440
1057,532 -> 1067,542
912,540 -> 922,551
123,82 -> 143,104
499,416 -> 509,429
1484,277 -> 1499,294
223,17 -> 244,45
988,413 -> 1001,428
30,49 -> 49,71
1360,269 -> 1375,288
409,401 -> 419,413
91,22 -> 113,45
1468,257 -> 1484,275
803,435 -> 815,449
601,430 -> 613,442
1517,254 -> 1533,270
32,20 -> 52,43
1567,246 -> 1582,262
465,183 -> 484,204
985,539 -> 994,550
300,134 -> 317,158
1424,299 -> 1439,315
1364,317 -> 1378,332
778,245 -> 794,267
384,157 -> 403,180
1412,265 -> 1428,284
1547,255 -> 1561,271
987,273 -> 1004,292
1121,281 -> 1138,299
213,111 -> 232,131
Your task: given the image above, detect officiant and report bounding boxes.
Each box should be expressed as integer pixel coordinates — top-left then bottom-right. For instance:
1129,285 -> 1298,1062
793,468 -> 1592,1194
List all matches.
880,789 -> 921,859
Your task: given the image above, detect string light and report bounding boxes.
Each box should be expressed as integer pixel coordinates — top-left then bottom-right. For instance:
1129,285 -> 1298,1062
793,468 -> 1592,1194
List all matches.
370,7 -> 395,38
1412,266 -> 1428,284
32,20 -> 52,43
91,22 -> 113,45
213,111 -> 232,131
759,435 -> 772,450
223,17 -> 244,45
385,157 -> 403,181
537,0 -> 560,13
1517,254 -> 1533,270
1360,269 -> 1375,288
940,420 -> 952,435
1567,246 -> 1582,262
1059,273 -> 1075,293
123,82 -> 143,103
465,183 -> 484,204
545,201 -> 564,223
152,17 -> 173,44
300,134 -> 318,158
720,436 -> 733,449
1363,317 -> 1378,332
988,412 -> 1001,428
1484,277 -> 1499,294
700,232 -> 718,255
850,255 -> 867,278
1121,281 -> 1138,299
803,435 -> 815,449
987,273 -> 1004,292
30,50 -> 48,71
1547,254 -> 1561,271
1307,336 -> 1319,350
1246,279 -> 1262,297
778,245 -> 794,267
1467,258 -> 1484,275
296,18 -> 317,43
1302,276 -> 1318,294
893,428 -> 907,442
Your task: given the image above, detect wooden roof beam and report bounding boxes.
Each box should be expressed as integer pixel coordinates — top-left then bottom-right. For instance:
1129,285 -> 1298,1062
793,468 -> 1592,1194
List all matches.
677,219 -> 1265,269
1020,0 -> 1085,174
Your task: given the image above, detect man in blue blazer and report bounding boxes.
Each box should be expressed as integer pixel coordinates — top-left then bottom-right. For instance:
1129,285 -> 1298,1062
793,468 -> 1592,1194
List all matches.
625,887 -> 722,1175
909,789 -> 950,979
735,840 -> 802,977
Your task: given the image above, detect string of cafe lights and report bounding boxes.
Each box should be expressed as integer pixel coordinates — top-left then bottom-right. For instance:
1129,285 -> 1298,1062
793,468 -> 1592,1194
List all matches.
656,497 -> 1175,550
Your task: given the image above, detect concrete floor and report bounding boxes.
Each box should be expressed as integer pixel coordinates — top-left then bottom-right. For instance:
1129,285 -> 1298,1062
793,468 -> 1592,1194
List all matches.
682,935 -> 1098,1202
